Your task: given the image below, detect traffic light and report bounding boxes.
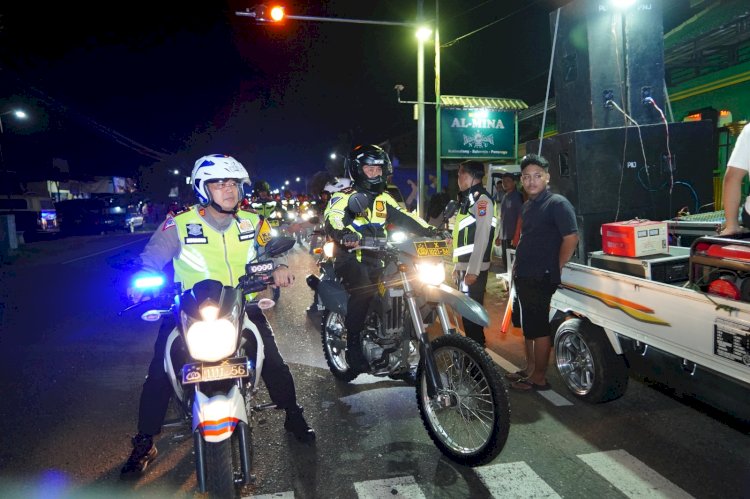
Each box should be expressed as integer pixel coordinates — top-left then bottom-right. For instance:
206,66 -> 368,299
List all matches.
269,6 -> 285,22
245,4 -> 285,23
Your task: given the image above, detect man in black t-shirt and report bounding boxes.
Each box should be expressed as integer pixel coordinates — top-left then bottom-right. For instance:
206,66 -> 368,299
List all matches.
508,154 -> 578,391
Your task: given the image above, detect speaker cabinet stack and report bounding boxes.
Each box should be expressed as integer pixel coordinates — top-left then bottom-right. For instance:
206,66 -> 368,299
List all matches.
551,0 -> 665,134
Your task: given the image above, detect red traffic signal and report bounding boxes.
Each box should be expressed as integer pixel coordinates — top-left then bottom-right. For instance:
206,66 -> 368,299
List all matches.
269,6 -> 285,22
246,4 -> 285,23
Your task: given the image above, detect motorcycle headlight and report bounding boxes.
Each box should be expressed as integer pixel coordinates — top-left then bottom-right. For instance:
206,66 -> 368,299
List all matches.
323,241 -> 335,258
302,212 -> 311,221
287,212 -> 296,220
390,231 -> 407,243
182,304 -> 241,362
415,262 -> 445,286
271,228 -> 279,237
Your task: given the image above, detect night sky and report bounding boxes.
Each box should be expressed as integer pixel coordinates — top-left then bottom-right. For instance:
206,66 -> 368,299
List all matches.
0,0 -> 692,193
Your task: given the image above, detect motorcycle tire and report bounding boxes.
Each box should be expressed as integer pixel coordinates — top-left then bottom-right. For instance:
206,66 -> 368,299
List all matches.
320,310 -> 358,382
205,428 -> 249,498
416,334 -> 510,466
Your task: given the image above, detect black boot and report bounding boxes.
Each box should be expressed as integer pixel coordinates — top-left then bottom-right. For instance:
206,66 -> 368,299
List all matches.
120,433 -> 158,477
284,407 -> 315,443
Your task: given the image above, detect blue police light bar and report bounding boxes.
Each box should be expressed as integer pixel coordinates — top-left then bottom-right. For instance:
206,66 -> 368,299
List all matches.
134,275 -> 165,289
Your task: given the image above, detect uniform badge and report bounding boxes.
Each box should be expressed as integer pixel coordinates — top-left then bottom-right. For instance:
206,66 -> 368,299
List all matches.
184,223 -> 208,244
237,218 -> 256,241
477,200 -> 488,217
162,216 -> 176,231
237,218 -> 253,233
375,200 -> 385,212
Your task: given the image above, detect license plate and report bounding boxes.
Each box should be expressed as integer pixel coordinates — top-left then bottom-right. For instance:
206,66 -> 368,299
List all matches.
414,240 -> 450,257
182,357 -> 249,384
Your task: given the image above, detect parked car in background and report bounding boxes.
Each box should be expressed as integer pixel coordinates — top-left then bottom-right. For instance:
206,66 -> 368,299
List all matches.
55,196 -> 143,235
0,194 -> 58,241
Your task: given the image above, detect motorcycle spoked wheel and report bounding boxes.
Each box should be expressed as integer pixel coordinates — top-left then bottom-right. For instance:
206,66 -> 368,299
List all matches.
204,424 -> 251,499
320,310 -> 358,382
416,334 -> 510,466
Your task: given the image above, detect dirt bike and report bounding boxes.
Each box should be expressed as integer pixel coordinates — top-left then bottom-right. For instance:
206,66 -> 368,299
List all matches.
123,237 -> 296,498
306,193 -> 510,466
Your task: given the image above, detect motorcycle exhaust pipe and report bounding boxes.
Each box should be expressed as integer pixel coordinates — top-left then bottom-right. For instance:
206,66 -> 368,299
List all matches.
306,273 -> 320,291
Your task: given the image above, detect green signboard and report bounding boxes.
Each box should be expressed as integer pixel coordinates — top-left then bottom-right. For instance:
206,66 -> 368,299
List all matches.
440,108 -> 516,159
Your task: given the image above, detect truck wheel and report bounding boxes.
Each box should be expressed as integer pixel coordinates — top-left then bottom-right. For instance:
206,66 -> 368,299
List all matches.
554,317 -> 628,403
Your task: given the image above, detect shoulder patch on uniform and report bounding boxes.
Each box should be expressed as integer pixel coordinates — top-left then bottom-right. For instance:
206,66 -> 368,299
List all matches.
162,215 -> 176,231
477,200 -> 488,217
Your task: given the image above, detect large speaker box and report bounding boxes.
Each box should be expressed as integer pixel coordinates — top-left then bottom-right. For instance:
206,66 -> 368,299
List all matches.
551,0 -> 665,134
526,120 -> 715,262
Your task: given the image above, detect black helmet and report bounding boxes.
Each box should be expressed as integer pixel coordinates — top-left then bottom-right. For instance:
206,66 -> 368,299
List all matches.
253,180 -> 271,197
346,144 -> 393,194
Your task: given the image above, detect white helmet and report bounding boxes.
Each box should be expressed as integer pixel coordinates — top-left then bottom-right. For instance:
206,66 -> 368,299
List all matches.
191,154 -> 250,205
323,177 -> 352,194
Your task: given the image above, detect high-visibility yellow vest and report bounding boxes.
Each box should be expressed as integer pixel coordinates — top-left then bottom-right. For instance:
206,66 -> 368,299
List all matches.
173,206 -> 269,291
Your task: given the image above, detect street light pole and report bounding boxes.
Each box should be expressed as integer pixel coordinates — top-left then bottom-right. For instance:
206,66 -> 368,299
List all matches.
434,0 -> 442,194
417,0 -> 426,219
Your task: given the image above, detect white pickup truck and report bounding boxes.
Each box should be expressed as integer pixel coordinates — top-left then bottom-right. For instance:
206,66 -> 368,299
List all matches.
549,235 -> 750,422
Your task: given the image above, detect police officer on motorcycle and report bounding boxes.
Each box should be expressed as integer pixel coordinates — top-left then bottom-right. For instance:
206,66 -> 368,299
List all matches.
323,144 -> 444,373
121,154 -> 315,477
250,180 -> 278,219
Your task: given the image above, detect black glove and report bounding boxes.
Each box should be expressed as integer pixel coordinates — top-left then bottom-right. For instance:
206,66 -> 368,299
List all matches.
341,231 -> 361,245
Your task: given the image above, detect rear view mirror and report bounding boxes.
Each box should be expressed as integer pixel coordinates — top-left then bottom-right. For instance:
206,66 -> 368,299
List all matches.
264,236 -> 295,257
441,200 -> 457,220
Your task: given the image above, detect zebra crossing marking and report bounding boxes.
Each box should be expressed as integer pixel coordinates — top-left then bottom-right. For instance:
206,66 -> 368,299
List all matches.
475,461 -> 561,498
579,449 -> 693,498
245,450 -> 693,498
353,475 -> 427,498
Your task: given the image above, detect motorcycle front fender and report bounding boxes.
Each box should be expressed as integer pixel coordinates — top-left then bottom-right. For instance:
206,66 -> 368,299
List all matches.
192,385 -> 248,443
422,283 -> 489,327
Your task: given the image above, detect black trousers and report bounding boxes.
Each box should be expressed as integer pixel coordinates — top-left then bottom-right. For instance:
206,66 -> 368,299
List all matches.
137,308 -> 298,436
500,239 -> 514,268
458,269 -> 489,346
333,256 -> 383,366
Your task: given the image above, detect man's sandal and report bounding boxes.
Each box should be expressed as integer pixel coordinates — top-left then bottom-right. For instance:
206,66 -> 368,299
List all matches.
504,370 -> 529,382
510,379 -> 552,392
